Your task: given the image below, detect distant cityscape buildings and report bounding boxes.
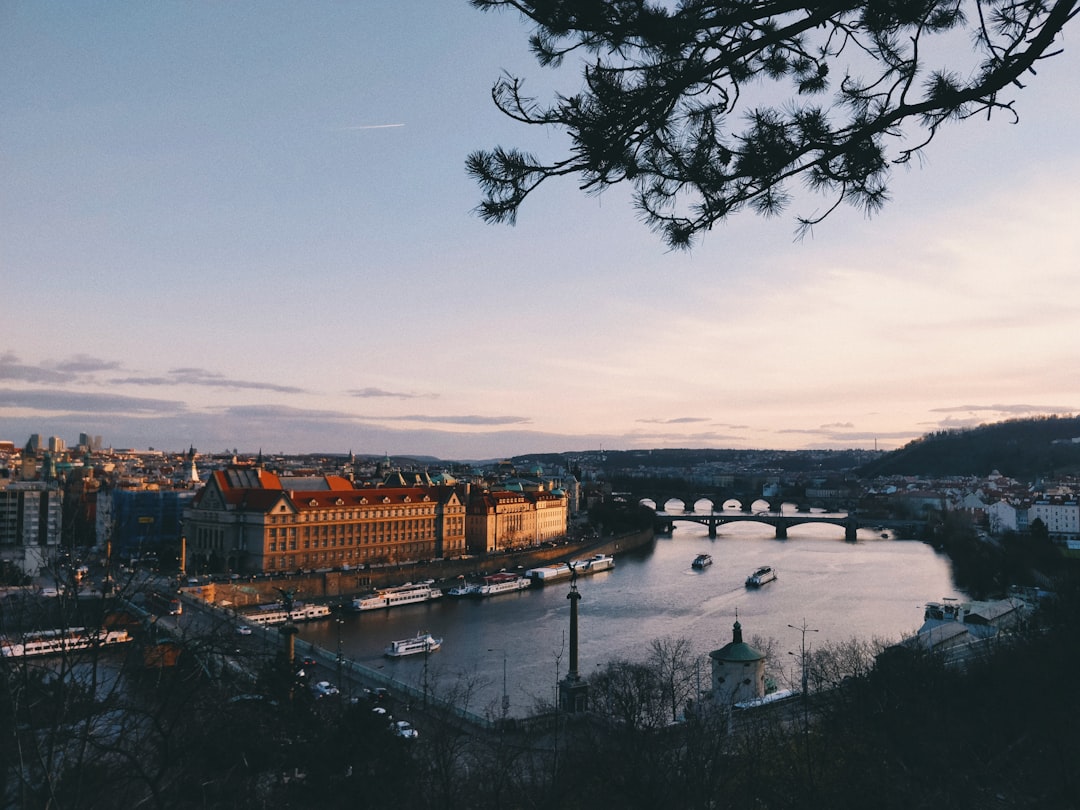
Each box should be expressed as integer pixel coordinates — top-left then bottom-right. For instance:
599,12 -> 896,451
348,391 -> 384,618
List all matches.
2,429 -> 1080,580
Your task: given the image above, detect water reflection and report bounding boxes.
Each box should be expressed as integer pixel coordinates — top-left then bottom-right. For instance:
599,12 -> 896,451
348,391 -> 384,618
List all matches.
299,522 -> 962,717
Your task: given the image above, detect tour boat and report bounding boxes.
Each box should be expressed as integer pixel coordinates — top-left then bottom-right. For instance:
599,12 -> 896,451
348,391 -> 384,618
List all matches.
1,627 -> 132,658
745,566 -> 777,587
352,581 -> 443,611
692,553 -> 713,569
475,572 -> 531,597
384,631 -> 442,658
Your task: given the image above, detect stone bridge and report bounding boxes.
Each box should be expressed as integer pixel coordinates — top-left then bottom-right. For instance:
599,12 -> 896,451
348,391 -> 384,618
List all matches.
653,510 -> 860,541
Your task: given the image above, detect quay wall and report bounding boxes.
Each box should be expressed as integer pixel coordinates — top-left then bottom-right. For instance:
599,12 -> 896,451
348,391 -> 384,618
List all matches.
190,528 -> 655,609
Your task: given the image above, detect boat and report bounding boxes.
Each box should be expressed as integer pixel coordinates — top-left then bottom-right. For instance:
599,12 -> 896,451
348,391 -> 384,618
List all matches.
692,554 -> 713,569
240,603 -> 332,626
384,631 -> 442,658
352,582 -> 443,611
446,581 -> 480,597
1,627 -> 132,658
475,571 -> 531,597
745,566 -> 777,587
526,553 -> 615,584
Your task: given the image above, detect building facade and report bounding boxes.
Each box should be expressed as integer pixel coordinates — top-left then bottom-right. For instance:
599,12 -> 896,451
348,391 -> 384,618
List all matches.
464,489 -> 569,553
0,482 -> 63,576
1029,497 -> 1080,545
183,468 -> 466,575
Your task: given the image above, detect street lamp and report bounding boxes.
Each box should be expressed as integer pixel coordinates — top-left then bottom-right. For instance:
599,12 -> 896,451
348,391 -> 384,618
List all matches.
488,648 -> 510,720
788,620 -> 818,734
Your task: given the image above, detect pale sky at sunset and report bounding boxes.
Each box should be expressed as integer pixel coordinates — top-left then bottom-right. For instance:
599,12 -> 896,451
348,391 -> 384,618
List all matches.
2,2 -> 1078,460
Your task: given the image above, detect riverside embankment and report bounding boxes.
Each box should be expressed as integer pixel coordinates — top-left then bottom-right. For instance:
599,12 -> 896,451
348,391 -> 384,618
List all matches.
187,527 -> 655,609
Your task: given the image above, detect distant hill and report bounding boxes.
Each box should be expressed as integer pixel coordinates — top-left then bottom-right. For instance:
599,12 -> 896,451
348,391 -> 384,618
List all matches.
858,415 -> 1080,479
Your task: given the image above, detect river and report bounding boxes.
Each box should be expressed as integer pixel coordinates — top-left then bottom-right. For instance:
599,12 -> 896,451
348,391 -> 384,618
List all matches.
297,515 -> 963,718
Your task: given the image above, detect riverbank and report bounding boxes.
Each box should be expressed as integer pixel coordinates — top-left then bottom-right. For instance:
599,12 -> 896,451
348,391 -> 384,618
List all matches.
187,527 -> 655,609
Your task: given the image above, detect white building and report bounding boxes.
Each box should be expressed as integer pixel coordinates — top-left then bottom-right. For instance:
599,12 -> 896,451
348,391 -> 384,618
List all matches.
1028,498 -> 1080,545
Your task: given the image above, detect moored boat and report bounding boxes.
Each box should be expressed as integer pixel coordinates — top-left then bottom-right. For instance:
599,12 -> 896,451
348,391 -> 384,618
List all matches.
526,553 -> 615,584
476,572 -> 531,597
692,553 -> 713,569
352,582 -> 443,611
745,566 -> 777,587
384,631 -> 442,658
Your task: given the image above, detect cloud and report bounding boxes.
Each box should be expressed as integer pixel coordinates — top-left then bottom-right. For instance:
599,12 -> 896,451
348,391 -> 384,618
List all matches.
636,416 -> 710,425
113,367 -> 306,394
820,422 -> 855,429
348,387 -> 434,400
0,352 -> 128,384
0,388 -> 186,414
930,404 -> 1076,415
335,123 -> 405,131
379,414 -> 532,426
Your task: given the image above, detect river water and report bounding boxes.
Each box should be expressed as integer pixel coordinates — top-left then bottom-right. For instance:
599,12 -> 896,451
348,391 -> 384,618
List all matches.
298,515 -> 963,718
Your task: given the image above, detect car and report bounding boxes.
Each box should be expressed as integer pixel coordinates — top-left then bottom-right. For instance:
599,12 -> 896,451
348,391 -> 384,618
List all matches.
311,680 -> 340,698
391,720 -> 419,739
370,705 -> 388,716
236,625 -> 253,636
300,656 -> 317,668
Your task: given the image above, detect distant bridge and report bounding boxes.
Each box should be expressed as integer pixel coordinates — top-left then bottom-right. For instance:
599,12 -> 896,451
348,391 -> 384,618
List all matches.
653,510 -> 860,541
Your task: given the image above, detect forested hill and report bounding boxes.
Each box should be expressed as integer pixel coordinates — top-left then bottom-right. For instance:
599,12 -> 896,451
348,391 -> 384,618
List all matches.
859,415 -> 1080,479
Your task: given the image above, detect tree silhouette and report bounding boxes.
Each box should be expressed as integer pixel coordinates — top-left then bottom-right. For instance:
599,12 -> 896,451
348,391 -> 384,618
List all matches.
469,0 -> 1077,247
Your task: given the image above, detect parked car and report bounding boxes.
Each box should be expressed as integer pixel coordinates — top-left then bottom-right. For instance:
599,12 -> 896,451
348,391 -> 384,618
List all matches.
236,625 -> 253,636
311,680 -> 340,699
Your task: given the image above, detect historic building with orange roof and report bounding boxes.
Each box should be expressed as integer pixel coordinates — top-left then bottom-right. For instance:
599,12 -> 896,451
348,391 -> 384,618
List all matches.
183,467 -> 465,574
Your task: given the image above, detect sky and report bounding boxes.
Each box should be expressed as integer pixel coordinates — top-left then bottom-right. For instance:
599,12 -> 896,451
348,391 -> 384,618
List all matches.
2,2 -> 1078,461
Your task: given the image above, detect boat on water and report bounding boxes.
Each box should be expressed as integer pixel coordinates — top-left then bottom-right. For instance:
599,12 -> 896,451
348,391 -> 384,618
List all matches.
446,580 -> 480,597
352,581 -> 443,611
1,627 -> 132,658
384,631 -> 442,658
526,553 -> 615,584
692,553 -> 713,569
240,603 -> 333,626
745,566 -> 777,587
476,571 -> 531,597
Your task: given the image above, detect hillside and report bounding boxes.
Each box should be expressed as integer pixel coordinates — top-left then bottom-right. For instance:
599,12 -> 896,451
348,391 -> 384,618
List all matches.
859,415 -> 1080,478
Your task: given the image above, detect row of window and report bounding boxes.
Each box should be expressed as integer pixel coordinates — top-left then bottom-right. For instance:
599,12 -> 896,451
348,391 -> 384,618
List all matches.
265,505 -> 459,524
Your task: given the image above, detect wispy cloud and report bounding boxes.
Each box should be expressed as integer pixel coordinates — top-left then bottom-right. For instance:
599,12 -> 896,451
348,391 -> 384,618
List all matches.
379,414 -> 532,426
336,123 -> 405,131
348,387 -> 434,400
930,403 -> 1075,414
113,367 -> 306,394
0,388 -> 186,414
636,416 -> 710,425
0,352 -> 120,384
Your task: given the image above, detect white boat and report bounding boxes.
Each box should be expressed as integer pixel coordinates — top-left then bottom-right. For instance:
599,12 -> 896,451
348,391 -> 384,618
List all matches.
526,553 -> 615,583
384,631 -> 442,658
476,572 -> 531,597
1,627 -> 132,658
352,582 -> 443,611
241,603 -> 332,626
692,554 -> 713,569
745,566 -> 777,587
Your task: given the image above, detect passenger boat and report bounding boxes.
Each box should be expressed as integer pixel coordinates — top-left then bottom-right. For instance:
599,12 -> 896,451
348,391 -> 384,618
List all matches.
352,581 -> 443,611
240,603 -> 332,626
692,554 -> 713,569
476,572 -> 531,597
384,631 -> 442,658
745,566 -> 777,587
1,627 -> 132,658
526,553 -> 615,584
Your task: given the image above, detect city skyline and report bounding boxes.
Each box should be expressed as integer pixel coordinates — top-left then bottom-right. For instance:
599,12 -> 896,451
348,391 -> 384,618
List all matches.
3,3 -> 1078,460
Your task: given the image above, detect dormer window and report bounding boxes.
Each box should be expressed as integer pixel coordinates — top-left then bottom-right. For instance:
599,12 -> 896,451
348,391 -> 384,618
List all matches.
309,499 -> 318,507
